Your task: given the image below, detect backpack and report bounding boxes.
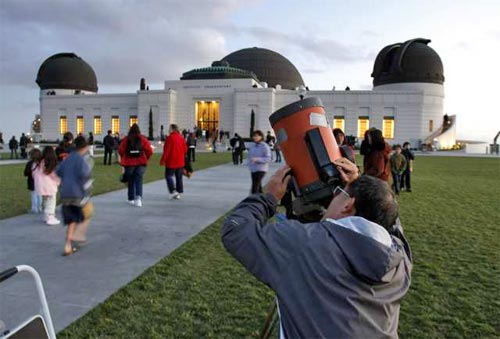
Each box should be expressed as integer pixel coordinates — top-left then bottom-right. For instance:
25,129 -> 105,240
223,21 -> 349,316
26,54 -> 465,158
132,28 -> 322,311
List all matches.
127,136 -> 143,158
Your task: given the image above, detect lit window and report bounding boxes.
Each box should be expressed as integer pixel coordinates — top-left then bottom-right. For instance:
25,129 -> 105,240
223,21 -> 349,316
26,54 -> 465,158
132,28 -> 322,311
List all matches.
111,116 -> 120,134
76,116 -> 84,135
357,117 -> 369,138
59,116 -> 67,135
383,117 -> 394,139
333,116 -> 345,131
94,116 -> 102,135
129,115 -> 138,127
429,120 -> 434,132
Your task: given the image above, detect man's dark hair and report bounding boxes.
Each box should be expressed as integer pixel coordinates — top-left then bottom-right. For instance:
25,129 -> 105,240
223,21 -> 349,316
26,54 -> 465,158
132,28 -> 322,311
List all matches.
253,130 -> 264,138
403,142 -> 410,148
347,175 -> 398,231
170,124 -> 179,132
74,136 -> 88,150
108,130 -> 112,135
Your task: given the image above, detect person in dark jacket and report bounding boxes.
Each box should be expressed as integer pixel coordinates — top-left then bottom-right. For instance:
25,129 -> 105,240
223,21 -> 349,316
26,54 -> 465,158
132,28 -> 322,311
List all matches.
222,159 -> 412,339
333,128 -> 356,164
186,132 -> 197,162
102,130 -> 115,165
9,136 -> 18,159
401,142 -> 415,192
160,124 -> 188,200
55,132 -> 75,163
19,133 -> 29,159
363,128 -> 392,182
119,124 -> 153,207
24,148 -> 42,213
230,133 -> 245,165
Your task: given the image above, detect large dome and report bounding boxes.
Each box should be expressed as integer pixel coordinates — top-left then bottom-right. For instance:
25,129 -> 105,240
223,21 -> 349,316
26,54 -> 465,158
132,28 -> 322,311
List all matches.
36,53 -> 98,92
371,38 -> 444,87
221,47 -> 304,89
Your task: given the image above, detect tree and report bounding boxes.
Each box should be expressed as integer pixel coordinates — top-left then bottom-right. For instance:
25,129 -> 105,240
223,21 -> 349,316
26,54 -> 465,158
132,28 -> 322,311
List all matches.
148,107 -> 154,140
250,109 -> 255,138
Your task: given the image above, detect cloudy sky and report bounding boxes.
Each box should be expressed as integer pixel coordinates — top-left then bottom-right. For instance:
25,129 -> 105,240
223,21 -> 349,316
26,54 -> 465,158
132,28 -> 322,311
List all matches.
1,0 -> 499,141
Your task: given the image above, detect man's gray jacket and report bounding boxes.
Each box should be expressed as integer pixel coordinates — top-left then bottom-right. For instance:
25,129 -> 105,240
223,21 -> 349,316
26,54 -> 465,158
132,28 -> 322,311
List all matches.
221,193 -> 412,339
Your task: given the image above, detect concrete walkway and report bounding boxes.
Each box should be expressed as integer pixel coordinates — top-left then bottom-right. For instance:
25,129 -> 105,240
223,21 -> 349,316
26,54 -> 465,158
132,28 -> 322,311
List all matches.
0,162 -> 280,333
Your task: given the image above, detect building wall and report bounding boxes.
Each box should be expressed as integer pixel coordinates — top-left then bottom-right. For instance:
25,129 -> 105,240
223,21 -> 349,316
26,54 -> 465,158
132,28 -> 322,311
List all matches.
39,78 -> 445,148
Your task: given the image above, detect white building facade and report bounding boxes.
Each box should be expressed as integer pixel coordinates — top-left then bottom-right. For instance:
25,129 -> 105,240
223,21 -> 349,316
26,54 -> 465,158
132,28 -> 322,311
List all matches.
37,39 -> 453,148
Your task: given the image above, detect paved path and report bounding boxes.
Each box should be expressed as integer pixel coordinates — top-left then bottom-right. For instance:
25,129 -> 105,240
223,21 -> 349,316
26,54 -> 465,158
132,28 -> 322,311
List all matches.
0,162 -> 280,333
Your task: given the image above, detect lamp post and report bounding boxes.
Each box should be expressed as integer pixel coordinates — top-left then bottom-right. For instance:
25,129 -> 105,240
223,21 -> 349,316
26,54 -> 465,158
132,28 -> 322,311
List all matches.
298,85 -> 307,100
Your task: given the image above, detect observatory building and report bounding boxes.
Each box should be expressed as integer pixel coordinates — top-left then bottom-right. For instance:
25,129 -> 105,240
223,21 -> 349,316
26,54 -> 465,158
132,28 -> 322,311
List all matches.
36,38 -> 455,148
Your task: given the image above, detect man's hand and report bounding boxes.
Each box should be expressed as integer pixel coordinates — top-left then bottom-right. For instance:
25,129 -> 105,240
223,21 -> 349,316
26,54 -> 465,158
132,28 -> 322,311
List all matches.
265,165 -> 292,201
333,158 -> 359,185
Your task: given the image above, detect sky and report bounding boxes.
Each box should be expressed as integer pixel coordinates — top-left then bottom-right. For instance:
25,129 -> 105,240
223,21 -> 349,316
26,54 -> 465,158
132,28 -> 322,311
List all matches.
1,0 -> 499,142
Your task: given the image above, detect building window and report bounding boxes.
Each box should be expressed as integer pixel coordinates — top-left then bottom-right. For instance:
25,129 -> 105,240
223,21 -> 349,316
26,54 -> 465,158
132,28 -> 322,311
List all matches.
333,116 -> 345,131
94,116 -> 102,135
129,115 -> 138,127
357,116 -> 369,138
76,116 -> 84,135
383,117 -> 395,139
59,116 -> 68,135
429,120 -> 434,132
111,116 -> 120,134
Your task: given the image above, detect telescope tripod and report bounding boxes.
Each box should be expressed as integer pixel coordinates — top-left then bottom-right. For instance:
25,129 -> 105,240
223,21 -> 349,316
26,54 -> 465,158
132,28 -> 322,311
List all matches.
258,299 -> 279,339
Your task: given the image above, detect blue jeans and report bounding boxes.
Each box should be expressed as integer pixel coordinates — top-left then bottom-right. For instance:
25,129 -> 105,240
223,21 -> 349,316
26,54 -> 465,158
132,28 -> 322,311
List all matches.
125,166 -> 146,201
165,167 -> 183,194
392,171 -> 402,194
30,190 -> 42,212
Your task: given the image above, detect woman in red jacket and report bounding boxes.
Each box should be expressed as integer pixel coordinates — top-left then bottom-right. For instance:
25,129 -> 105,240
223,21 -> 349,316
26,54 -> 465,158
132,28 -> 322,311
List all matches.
160,124 -> 187,200
362,128 -> 391,182
119,124 -> 153,207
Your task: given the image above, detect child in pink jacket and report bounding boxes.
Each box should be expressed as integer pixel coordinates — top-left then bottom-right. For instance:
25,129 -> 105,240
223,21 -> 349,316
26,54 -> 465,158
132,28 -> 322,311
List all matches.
33,146 -> 61,225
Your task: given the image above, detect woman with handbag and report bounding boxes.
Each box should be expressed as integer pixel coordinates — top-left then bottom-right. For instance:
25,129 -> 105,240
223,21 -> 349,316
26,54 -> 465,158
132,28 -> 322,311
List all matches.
119,124 -> 153,207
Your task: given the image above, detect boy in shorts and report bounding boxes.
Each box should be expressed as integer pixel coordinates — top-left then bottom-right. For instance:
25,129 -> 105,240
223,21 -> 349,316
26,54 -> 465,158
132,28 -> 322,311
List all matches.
56,136 -> 93,256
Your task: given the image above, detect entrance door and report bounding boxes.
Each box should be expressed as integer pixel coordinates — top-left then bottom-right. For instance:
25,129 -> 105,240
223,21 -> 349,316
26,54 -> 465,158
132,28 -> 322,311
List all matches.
196,101 -> 219,132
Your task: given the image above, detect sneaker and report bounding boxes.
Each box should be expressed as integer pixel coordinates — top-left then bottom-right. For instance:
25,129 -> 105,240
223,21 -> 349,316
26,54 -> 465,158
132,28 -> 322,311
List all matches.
174,193 -> 181,200
128,200 -> 135,205
134,197 -> 142,207
170,191 -> 180,200
46,216 -> 61,226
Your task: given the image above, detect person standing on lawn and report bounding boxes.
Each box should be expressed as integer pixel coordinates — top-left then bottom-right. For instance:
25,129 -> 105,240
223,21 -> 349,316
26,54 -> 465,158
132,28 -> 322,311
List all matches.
8,136 -> 18,159
19,133 -> 29,159
401,142 -> 415,192
119,124 -> 153,207
390,145 -> 407,195
33,146 -> 61,225
160,124 -> 188,200
103,130 -> 115,165
56,136 -> 93,256
363,128 -> 391,182
333,128 -> 356,165
248,130 -> 271,194
55,132 -> 75,163
87,132 -> 94,157
24,148 -> 43,213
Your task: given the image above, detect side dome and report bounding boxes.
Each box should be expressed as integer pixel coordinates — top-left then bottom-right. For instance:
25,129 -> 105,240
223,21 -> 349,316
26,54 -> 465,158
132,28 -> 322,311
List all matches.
221,47 -> 304,89
371,38 -> 444,87
36,53 -> 98,92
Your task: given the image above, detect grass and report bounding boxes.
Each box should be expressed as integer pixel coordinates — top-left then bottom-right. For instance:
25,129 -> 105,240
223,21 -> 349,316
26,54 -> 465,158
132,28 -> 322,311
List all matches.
0,152 -> 232,220
55,156 -> 500,339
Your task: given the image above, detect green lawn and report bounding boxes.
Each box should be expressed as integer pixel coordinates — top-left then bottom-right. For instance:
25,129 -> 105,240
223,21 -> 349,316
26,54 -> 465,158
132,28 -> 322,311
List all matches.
0,152 -> 232,220
56,156 -> 500,339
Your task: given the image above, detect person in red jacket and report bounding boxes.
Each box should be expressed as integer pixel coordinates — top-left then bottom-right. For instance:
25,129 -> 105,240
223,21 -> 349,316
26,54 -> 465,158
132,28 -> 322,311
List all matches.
363,128 -> 392,182
119,124 -> 153,207
160,124 -> 188,200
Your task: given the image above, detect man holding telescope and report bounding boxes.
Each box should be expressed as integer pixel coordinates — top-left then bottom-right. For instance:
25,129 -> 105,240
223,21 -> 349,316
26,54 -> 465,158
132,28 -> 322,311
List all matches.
222,158 -> 412,339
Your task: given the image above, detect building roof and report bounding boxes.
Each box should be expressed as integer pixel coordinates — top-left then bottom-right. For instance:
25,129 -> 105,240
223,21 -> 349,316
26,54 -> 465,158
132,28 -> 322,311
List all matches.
36,53 -> 98,92
180,61 -> 259,81
371,38 -> 444,87
221,47 -> 304,89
